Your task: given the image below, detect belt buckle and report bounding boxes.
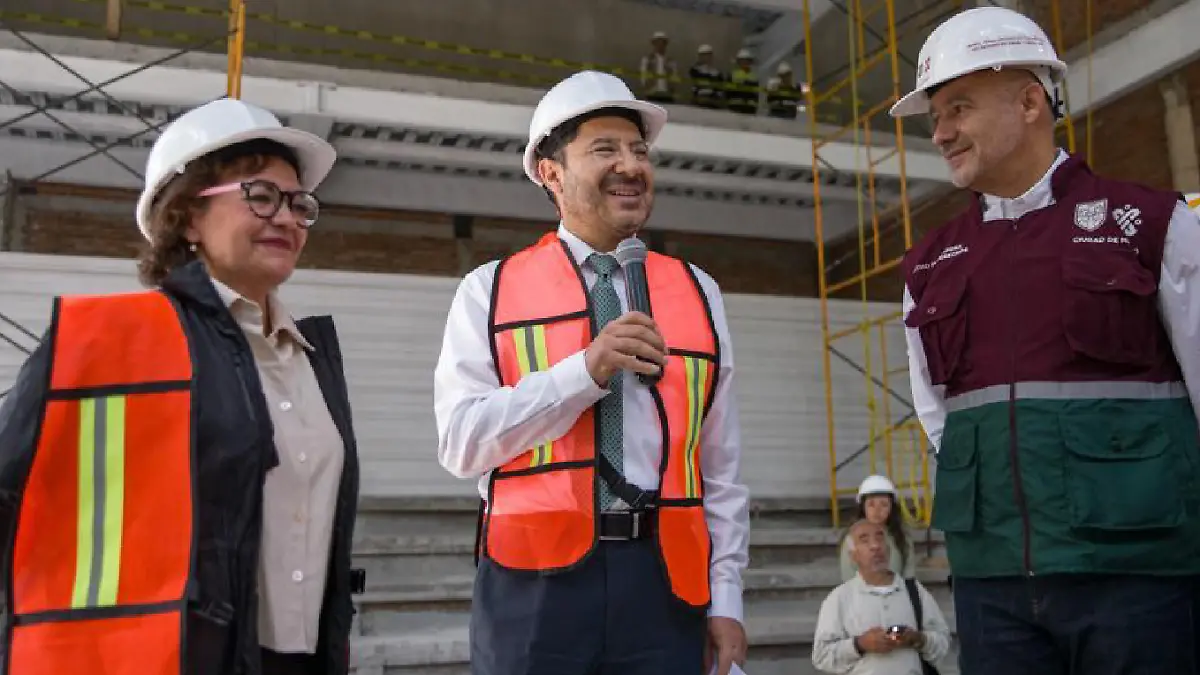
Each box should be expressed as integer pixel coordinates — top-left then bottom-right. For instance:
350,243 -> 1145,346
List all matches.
597,509 -> 643,540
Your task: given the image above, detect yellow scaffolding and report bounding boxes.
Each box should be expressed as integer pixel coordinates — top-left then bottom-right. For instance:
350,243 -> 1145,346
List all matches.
802,0 -> 959,530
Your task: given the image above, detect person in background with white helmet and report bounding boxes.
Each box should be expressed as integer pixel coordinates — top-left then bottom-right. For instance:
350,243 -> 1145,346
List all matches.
434,70 -> 750,675
894,6 -> 1200,674
837,475 -> 916,582
0,97 -> 363,675
766,62 -> 804,120
689,44 -> 725,109
726,48 -> 759,115
639,30 -> 678,104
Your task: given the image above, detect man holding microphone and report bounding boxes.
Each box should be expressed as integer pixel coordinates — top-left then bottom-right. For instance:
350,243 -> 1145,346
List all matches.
433,70 -> 751,675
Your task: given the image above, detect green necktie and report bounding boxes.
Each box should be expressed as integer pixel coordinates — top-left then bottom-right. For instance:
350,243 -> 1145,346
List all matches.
588,253 -> 624,510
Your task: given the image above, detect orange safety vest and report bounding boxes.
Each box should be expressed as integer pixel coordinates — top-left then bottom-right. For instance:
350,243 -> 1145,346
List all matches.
484,232 -> 718,609
6,290 -> 194,675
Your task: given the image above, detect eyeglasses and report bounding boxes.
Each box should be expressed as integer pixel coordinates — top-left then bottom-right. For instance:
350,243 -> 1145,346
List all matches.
197,179 -> 320,227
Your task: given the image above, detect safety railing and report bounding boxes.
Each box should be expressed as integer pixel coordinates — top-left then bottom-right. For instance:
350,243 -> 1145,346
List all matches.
0,0 -> 849,124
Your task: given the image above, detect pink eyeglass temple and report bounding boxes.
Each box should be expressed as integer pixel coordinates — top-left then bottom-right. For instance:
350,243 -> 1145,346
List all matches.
197,182 -> 244,197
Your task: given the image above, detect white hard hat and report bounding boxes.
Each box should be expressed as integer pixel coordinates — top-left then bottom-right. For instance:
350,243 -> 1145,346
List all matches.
135,98 -> 337,241
523,71 -> 667,186
698,44 -> 714,54
777,62 -> 793,75
652,31 -> 668,40
857,475 -> 897,502
736,48 -> 754,60
890,6 -> 1067,118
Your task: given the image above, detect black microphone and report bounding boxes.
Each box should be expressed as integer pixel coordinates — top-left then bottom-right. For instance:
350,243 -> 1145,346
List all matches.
613,237 -> 663,386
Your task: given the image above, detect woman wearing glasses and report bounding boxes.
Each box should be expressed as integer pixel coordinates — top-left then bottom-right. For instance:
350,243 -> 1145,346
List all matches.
0,98 -> 361,675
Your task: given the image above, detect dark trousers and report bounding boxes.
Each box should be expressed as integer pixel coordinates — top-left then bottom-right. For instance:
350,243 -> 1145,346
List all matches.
260,648 -> 319,675
954,574 -> 1200,675
470,538 -> 706,675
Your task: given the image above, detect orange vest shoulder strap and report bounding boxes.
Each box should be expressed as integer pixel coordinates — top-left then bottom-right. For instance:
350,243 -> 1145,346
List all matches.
8,290 -> 195,675
644,254 -> 720,609
490,232 -> 590,337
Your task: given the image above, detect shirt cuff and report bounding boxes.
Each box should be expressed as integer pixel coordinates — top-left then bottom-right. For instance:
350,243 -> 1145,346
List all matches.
707,580 -> 744,623
549,351 -> 608,404
840,637 -> 862,663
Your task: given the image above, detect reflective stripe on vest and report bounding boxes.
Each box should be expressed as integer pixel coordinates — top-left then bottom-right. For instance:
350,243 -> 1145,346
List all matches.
484,232 -> 718,609
7,290 -> 193,675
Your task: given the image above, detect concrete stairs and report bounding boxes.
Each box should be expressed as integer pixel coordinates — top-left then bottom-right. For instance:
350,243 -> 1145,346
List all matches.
349,496 -> 959,675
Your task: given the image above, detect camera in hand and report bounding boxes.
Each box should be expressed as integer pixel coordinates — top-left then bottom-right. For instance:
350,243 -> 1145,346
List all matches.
613,237 -> 663,386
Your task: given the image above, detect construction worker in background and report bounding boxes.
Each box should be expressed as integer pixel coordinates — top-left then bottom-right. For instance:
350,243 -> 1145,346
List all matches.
433,70 -> 751,675
765,62 -> 804,120
726,49 -> 759,115
690,44 -> 725,109
639,30 -> 678,104
837,475 -> 916,582
0,98 -> 364,675
893,6 -> 1200,675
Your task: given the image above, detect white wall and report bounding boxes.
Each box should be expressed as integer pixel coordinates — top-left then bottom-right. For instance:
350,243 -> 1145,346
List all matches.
0,252 -> 927,500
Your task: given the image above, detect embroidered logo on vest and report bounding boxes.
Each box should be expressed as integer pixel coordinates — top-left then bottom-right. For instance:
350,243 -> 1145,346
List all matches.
913,243 -> 969,273
1074,198 -> 1107,231
1113,204 -> 1142,237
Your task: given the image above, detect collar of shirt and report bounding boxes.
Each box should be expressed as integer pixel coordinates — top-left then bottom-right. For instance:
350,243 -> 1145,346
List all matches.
557,223 -> 625,277
981,148 -> 1069,222
208,277 -> 313,352
852,572 -> 903,597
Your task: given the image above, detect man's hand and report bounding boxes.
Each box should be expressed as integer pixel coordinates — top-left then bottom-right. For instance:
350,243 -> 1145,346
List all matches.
855,627 -> 899,654
896,628 -> 926,650
584,311 -> 667,387
703,617 -> 747,675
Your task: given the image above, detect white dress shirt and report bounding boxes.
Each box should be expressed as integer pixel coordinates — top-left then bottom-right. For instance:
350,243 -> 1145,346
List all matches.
904,150 -> 1200,450
208,279 -> 344,653
433,224 -> 751,622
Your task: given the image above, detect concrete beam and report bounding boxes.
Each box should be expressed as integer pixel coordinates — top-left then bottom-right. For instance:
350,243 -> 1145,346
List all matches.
716,0 -> 822,11
1063,0 -> 1200,120
1161,74 -> 1200,193
0,136 -> 870,242
0,102 -> 895,205
0,47 -> 950,183
751,3 -> 836,81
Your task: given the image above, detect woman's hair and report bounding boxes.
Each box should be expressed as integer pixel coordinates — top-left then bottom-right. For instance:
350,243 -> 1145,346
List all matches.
853,494 -> 910,569
136,138 -> 301,287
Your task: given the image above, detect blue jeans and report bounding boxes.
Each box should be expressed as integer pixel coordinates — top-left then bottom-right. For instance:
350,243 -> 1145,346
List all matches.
954,574 -> 1199,675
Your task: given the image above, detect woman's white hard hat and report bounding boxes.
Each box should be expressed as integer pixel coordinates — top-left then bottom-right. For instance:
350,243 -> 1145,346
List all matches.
523,71 -> 667,187
890,6 -> 1067,118
857,474 -> 898,502
135,97 -> 337,241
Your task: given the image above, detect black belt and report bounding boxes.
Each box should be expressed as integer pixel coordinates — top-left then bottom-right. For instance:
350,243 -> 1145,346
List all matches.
599,510 -> 655,541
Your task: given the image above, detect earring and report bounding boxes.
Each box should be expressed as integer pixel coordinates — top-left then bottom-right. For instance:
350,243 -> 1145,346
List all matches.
188,242 -> 198,252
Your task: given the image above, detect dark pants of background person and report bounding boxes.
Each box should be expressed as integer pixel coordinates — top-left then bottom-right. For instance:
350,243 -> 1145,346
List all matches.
954,574 -> 1200,675
470,529 -> 707,675
260,648 -> 321,675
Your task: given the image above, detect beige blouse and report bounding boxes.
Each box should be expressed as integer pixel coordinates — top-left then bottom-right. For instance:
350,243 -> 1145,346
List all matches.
210,279 -> 345,654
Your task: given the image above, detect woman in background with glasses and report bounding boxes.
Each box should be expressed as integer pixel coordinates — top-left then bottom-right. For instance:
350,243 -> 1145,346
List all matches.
0,98 -> 362,675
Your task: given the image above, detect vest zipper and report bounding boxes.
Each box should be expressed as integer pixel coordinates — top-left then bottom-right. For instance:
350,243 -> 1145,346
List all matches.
1007,220 -> 1034,577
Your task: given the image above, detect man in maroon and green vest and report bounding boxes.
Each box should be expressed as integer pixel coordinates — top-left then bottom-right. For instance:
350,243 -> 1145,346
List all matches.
890,7 -> 1200,675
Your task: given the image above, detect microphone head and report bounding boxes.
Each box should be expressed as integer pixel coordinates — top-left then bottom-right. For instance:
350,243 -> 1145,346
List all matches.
613,236 -> 649,267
